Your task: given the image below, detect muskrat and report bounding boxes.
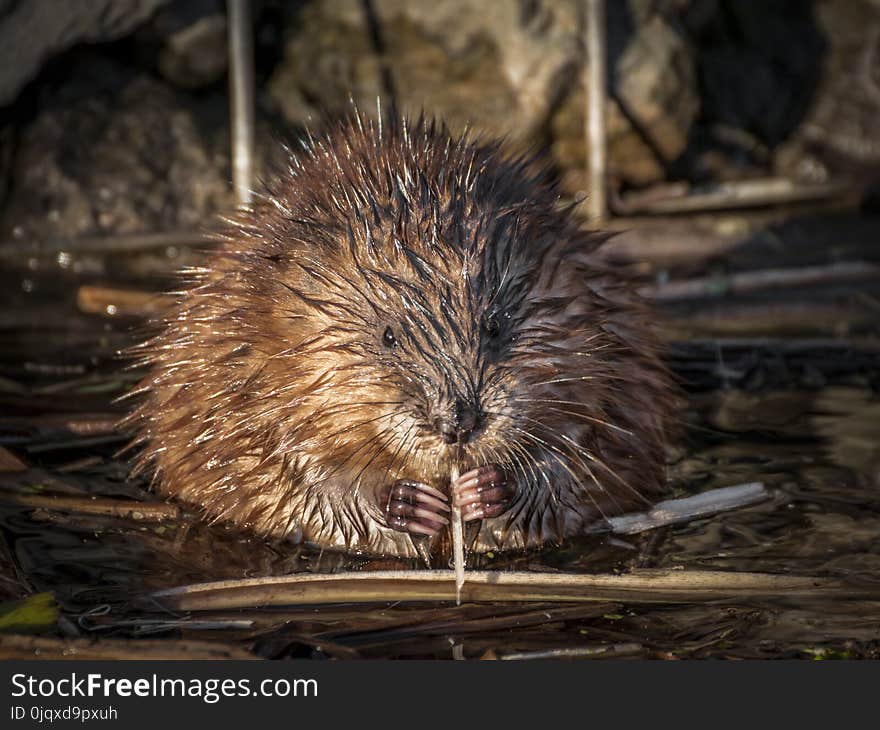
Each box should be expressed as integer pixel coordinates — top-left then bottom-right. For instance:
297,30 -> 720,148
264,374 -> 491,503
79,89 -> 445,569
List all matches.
125,113 -> 677,560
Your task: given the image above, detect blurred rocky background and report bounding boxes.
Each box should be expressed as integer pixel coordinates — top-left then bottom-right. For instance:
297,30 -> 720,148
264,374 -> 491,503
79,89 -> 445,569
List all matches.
1,0 -> 879,245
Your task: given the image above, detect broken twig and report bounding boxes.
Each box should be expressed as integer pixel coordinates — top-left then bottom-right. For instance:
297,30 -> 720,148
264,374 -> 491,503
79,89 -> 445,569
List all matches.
593,482 -> 769,535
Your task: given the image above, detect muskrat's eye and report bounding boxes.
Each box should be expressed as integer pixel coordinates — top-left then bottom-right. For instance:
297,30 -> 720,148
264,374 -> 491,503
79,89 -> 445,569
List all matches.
382,326 -> 398,348
483,315 -> 501,339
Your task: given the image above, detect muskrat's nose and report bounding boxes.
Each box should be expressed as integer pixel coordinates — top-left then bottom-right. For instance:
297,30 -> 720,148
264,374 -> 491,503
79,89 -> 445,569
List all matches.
435,401 -> 479,444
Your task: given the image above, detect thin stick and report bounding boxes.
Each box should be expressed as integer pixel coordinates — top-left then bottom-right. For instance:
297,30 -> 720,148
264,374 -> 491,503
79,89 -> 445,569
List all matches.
25,434 -> 127,453
0,634 -> 256,660
346,603 -> 619,643
450,465 -> 465,605
0,493 -> 180,522
491,643 -> 643,661
76,285 -> 171,317
1,413 -> 119,434
660,300 -> 876,339
594,482 -> 769,535
227,0 -> 256,206
147,569 -> 866,612
584,0 -> 607,223
83,618 -> 256,635
669,337 -> 880,351
612,177 -> 847,216
642,261 -> 880,302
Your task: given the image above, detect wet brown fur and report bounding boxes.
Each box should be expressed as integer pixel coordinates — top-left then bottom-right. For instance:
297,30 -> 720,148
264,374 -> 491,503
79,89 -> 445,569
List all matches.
123,113 -> 678,558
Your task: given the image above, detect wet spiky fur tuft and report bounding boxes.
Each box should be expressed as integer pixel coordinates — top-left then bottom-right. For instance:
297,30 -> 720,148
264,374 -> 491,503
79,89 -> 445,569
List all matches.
123,113 -> 678,558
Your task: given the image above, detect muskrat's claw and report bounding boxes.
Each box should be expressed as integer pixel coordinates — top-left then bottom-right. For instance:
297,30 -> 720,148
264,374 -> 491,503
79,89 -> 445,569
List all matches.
452,465 -> 514,522
382,479 -> 450,537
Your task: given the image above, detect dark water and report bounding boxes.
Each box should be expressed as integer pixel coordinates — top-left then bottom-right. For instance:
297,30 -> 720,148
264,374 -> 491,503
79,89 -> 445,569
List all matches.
1,263 -> 878,659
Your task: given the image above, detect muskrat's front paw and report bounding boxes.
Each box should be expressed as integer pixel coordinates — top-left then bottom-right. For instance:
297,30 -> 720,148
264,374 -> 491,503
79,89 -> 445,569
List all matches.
382,479 -> 450,537
452,465 -> 514,522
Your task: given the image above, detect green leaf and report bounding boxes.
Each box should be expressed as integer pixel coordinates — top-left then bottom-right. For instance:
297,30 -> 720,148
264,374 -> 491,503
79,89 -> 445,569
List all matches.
0,593 -> 59,634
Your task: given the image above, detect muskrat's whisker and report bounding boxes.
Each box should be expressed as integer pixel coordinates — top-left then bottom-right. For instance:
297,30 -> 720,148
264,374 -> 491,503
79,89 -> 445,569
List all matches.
508,423 -> 613,519
524,371 -> 635,385
316,407 -> 409,443
374,427 -> 425,522
504,426 -> 574,510
349,425 -> 407,486
333,423 -> 400,468
529,375 -> 597,385
523,418 -> 646,508
479,409 -> 544,492
549,430 -> 648,505
321,399 -> 408,409
507,448 -> 530,493
375,422 -> 419,506
320,417 -> 407,480
507,440 -> 544,496
502,438 -> 552,529
512,402 -> 634,436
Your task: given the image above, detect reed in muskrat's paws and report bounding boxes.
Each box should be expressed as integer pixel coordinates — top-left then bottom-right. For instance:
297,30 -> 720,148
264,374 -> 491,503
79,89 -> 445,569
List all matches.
123,111 -> 678,560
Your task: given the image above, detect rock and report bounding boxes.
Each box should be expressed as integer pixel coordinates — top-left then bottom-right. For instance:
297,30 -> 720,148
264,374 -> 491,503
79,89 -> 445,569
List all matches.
0,0 -> 703,239
157,13 -> 228,89
1,56 -> 233,243
267,0 -> 698,192
615,15 -> 699,163
766,0 -> 880,186
134,0 -> 229,89
267,0 -> 580,142
0,0 -> 170,107
551,3 -> 699,190
798,0 -> 880,163
550,92 -> 668,190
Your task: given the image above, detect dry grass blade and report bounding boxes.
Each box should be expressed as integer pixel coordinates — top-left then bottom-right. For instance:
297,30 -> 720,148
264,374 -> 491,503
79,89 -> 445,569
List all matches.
147,569 -> 864,612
